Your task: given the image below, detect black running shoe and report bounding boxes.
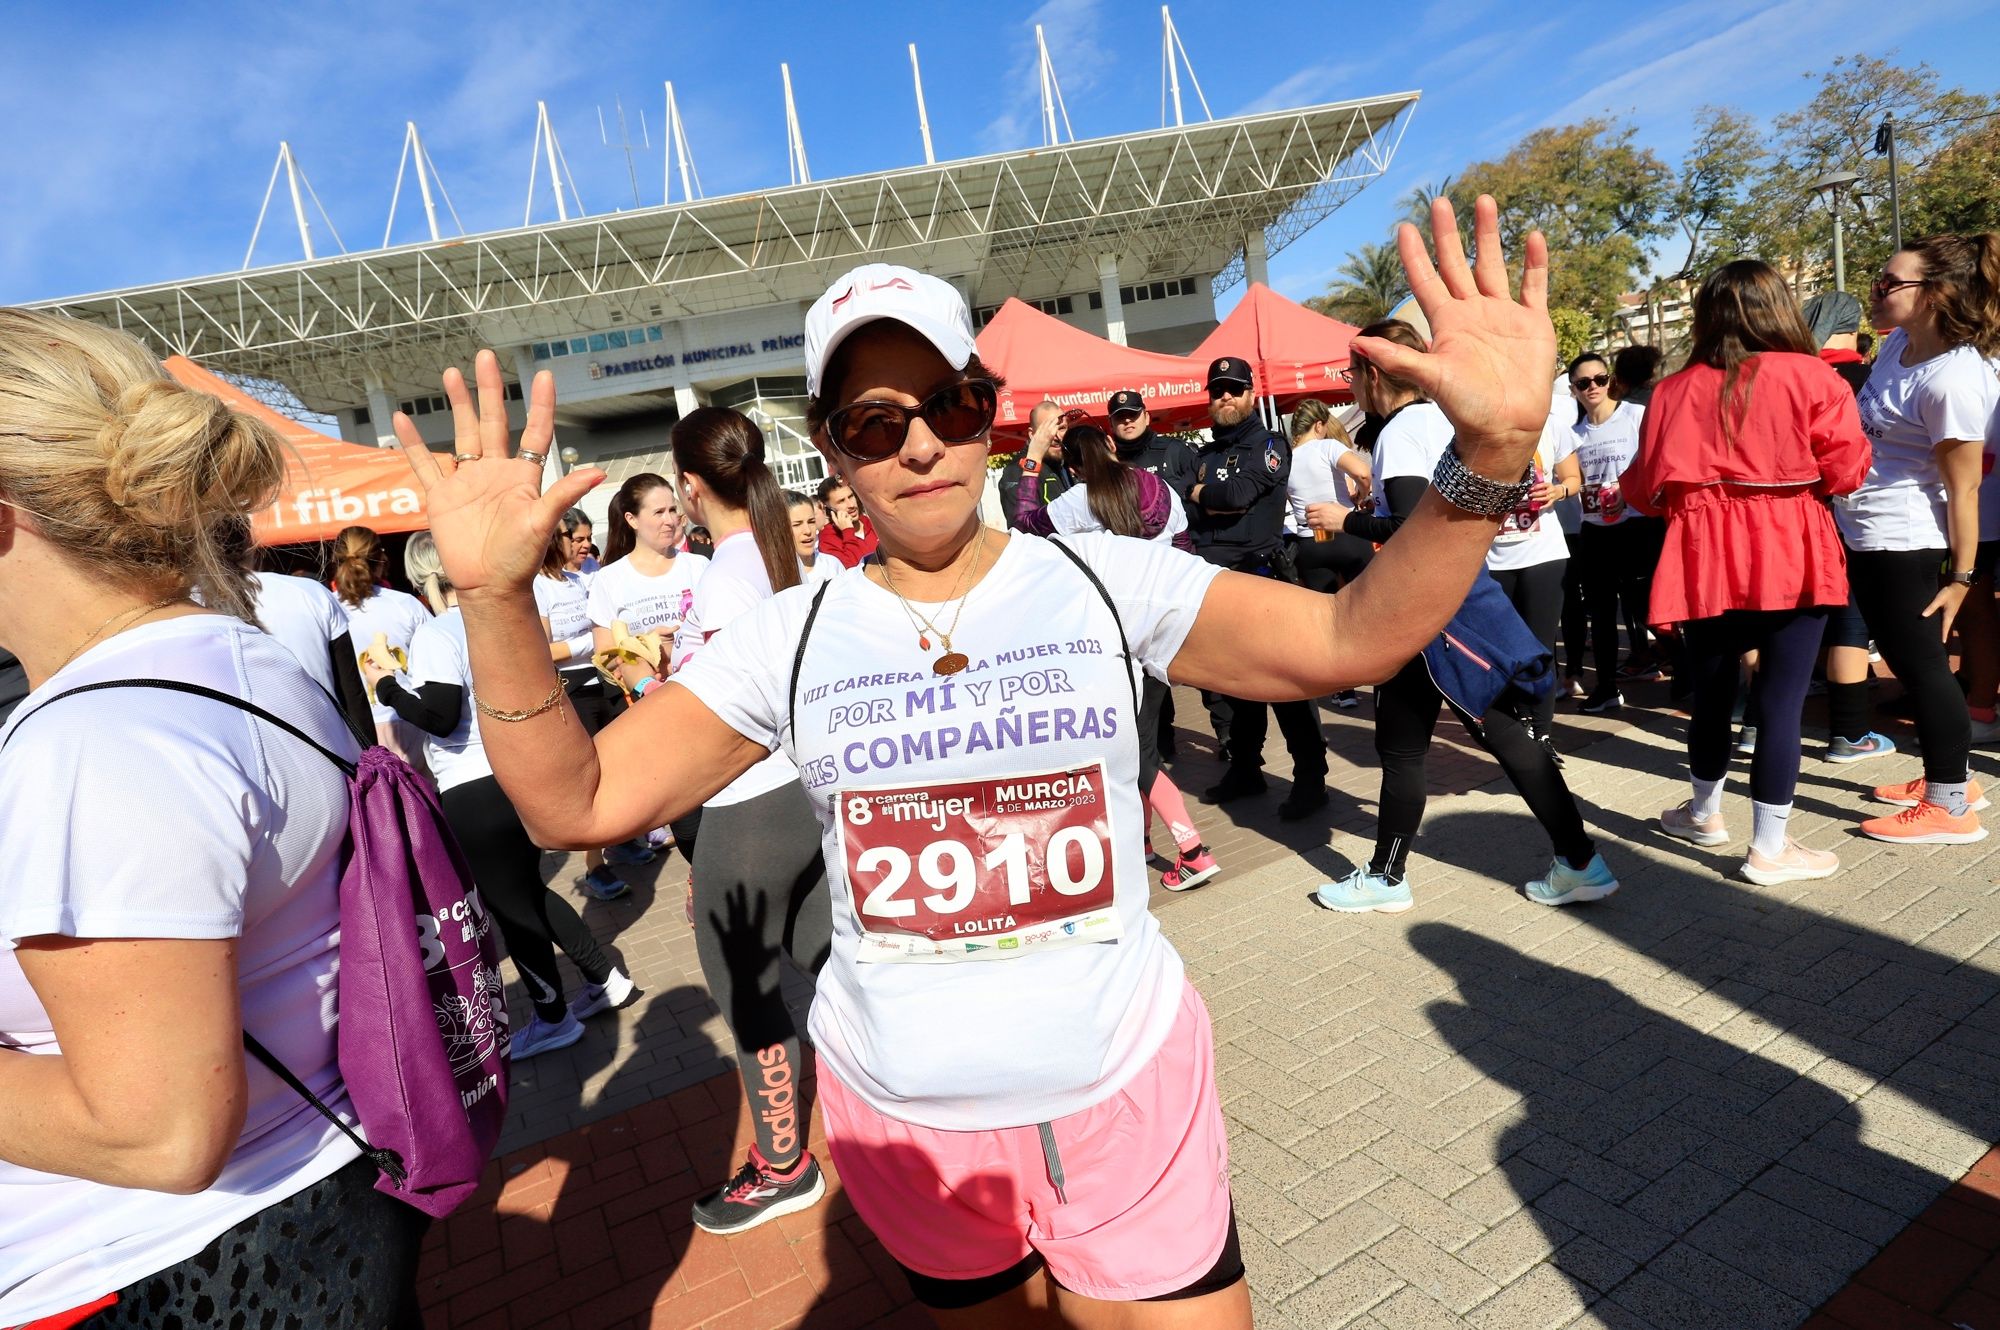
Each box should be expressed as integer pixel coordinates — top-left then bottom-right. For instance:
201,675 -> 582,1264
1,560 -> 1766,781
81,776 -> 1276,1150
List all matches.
1277,782 -> 1329,821
690,1148 -> 826,1235
1579,689 -> 1624,714
1203,769 -> 1269,803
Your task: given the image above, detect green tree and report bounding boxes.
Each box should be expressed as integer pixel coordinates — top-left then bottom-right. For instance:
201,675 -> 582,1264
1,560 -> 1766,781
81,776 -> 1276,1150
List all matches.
1906,119 -> 2000,239
1451,119 -> 1674,329
1306,241 -> 1407,325
1666,107 -> 1765,281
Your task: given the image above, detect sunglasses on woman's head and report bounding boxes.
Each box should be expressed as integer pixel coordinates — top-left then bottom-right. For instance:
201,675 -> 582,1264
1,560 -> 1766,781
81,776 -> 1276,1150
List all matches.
821,379 -> 999,461
1572,373 -> 1610,390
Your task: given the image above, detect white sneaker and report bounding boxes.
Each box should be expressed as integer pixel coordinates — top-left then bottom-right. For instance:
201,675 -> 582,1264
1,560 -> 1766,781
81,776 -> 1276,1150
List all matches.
509,1011 -> 585,1060
1741,840 -> 1840,886
569,968 -> 640,1020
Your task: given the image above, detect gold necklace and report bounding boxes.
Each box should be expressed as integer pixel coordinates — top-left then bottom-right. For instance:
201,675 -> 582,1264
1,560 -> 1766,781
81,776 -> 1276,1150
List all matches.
879,527 -> 986,676
57,593 -> 186,674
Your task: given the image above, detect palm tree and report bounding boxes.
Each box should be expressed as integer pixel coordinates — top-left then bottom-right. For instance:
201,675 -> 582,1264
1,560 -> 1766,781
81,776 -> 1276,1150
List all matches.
1400,177 -> 1456,224
1307,242 -> 1407,325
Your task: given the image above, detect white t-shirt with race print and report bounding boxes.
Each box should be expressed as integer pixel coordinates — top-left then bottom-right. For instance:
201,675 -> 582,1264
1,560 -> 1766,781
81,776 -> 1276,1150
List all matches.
585,552 -> 709,644
669,532 -> 801,806
0,617 -> 361,1325
1370,402 -> 1457,516
1572,401 -> 1646,526
402,608 -> 491,794
341,586 -> 431,723
673,532 -> 1220,1130
800,556 -> 842,587
1835,329 -> 2000,550
1487,424 -> 1575,572
533,570 -> 595,675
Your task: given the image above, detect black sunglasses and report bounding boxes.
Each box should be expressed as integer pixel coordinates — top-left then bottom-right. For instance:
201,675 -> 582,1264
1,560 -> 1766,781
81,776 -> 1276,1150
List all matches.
1571,373 -> 1611,390
821,380 -> 999,461
1208,381 -> 1251,399
1871,275 -> 1927,297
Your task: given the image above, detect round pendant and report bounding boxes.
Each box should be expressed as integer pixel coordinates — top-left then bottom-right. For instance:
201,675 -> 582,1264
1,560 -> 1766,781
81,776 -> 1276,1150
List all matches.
932,652 -> 969,676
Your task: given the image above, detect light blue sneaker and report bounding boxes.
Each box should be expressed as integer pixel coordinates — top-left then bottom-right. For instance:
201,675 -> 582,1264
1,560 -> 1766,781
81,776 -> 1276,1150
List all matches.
1312,868 -> 1413,914
1524,853 -> 1619,906
1827,731 -> 1897,763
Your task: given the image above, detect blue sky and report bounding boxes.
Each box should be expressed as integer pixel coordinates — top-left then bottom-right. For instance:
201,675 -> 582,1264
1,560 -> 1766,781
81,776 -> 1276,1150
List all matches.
5,0 -> 1998,311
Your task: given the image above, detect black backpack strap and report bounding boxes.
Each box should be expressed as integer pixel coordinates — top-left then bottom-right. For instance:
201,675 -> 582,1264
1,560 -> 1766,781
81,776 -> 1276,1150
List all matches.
2,678 -> 358,776
243,1032 -> 406,1185
1045,538 -> 1140,721
786,581 -> 834,747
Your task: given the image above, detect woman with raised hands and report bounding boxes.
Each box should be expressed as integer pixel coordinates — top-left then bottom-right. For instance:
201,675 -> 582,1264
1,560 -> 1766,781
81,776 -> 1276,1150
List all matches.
397,198 -> 1554,1329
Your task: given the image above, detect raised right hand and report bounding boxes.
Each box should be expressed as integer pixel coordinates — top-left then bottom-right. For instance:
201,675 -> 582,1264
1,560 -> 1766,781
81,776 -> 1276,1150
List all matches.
392,349 -> 604,598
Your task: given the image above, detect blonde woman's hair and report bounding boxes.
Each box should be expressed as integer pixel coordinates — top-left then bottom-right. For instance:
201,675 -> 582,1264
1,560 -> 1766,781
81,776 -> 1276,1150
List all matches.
1289,398 -> 1333,442
404,532 -> 451,614
0,308 -> 286,620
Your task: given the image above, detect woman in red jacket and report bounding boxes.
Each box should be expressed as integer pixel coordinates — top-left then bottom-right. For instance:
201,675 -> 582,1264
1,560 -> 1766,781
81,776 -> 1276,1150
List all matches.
1624,260 -> 1870,885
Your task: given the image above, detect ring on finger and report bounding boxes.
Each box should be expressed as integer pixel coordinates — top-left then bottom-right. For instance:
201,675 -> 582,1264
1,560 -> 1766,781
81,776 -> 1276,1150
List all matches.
518,450 -> 547,467
453,453 -> 480,463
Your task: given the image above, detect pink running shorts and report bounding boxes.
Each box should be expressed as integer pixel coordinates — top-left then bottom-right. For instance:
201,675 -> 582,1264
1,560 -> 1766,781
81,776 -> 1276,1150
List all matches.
818,980 -> 1233,1302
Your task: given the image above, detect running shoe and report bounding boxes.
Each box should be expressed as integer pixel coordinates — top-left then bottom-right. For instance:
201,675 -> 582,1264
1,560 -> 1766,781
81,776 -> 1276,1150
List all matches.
1616,655 -> 1665,682
1564,676 -> 1589,701
509,1011 -> 585,1060
1523,853 -> 1619,906
1827,732 -> 1897,763
1659,801 -> 1730,847
1741,840 -> 1840,886
1162,847 -> 1221,892
1333,690 -> 1362,709
1277,781 -> 1329,821
1203,769 -> 1268,803
1859,801 -> 1988,844
646,825 -> 676,850
1580,689 -> 1624,714
691,1148 -> 826,1235
1736,725 -> 1758,756
569,968 -> 641,1020
604,838 -> 656,867
1311,868 -> 1413,914
1871,777 -> 1990,811
579,866 -> 632,901
1972,715 -> 2000,745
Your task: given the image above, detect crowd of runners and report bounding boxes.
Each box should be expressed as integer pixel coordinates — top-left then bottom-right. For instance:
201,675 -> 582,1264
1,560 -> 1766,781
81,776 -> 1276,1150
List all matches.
3,200 -> 2000,1329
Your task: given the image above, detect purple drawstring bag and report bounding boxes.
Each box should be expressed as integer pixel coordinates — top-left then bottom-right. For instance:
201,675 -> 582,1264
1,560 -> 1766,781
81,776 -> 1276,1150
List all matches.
6,681 -> 510,1218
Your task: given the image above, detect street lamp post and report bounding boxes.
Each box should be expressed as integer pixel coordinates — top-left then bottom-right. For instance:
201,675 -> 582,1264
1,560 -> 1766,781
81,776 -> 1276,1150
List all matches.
1809,170 -> 1863,292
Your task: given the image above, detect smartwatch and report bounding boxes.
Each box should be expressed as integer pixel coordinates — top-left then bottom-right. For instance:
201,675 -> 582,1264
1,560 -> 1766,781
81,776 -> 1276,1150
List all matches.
1949,569 -> 1978,586
1019,457 -> 1043,476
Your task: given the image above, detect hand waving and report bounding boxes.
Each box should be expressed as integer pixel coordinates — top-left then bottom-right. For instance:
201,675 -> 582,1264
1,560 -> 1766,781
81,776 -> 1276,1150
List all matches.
1350,195 -> 1554,480
391,349 -> 604,597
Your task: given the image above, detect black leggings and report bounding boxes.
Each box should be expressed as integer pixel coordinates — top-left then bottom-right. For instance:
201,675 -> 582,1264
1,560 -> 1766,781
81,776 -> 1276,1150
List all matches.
1561,531 -> 1590,678
88,1156 -> 428,1329
1847,547 -> 1972,784
1683,609 -> 1829,803
1371,655 -> 1595,879
441,775 -> 613,1023
1575,518 -> 1665,683
1138,673 -> 1168,794
691,780 -> 832,1167
1489,558 -> 1566,730
1289,532 -> 1374,594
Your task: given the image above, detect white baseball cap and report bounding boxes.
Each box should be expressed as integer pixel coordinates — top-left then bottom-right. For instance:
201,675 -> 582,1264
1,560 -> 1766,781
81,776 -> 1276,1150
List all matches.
804,263 -> 976,398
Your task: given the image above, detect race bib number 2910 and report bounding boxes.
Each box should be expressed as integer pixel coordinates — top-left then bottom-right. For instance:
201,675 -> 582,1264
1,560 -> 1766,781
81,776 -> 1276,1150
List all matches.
837,763 -> 1121,963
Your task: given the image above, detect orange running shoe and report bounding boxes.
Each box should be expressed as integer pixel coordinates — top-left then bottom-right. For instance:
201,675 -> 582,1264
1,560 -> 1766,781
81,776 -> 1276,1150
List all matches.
1859,801 -> 1987,844
1870,777 -> 1989,811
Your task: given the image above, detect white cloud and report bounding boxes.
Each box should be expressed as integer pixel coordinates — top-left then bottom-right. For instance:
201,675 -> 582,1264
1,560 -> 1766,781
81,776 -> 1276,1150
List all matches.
1237,62 -> 1365,117
977,0 -> 1109,153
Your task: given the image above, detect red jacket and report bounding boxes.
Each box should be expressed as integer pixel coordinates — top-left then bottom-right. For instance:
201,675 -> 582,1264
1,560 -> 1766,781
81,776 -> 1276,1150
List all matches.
1623,353 -> 1870,624
818,518 -> 879,568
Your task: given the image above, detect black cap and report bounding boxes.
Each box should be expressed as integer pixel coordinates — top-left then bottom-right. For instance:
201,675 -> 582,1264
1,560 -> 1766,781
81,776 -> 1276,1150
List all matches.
1207,355 -> 1254,391
1107,389 -> 1146,416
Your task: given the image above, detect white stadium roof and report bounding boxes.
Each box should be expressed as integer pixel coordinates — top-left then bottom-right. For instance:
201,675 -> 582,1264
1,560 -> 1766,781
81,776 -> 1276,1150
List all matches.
31,92 -> 1417,415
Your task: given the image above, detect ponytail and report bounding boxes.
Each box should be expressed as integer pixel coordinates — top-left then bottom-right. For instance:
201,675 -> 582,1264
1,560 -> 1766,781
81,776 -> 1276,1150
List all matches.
671,407 -> 800,592
1906,232 -> 2000,357
331,525 -> 382,607
403,532 -> 451,613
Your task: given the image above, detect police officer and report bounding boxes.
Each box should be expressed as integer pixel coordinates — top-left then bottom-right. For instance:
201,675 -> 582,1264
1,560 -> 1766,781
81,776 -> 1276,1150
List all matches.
1190,355 -> 1329,819
1109,388 -> 1200,759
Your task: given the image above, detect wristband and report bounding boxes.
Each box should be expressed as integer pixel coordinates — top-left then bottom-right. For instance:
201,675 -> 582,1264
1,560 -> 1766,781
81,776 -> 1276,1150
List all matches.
632,676 -> 661,699
1431,443 -> 1534,518
1949,570 -> 1978,586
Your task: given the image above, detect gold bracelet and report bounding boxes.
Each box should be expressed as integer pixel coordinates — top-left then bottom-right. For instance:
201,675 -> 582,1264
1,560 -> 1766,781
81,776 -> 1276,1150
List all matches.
474,679 -> 565,723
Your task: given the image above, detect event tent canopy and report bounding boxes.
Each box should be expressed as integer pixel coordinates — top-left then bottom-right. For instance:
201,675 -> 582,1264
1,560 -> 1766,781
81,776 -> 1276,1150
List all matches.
164,356 -> 433,546
1193,283 -> 1360,407
973,299 -> 1213,439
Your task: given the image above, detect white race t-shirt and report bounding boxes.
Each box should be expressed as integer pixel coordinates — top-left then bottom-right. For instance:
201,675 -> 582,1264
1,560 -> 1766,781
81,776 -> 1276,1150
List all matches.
673,532 -> 1220,1130
669,533 -> 801,806
1287,436 -> 1354,530
800,556 -> 842,587
585,552 -> 710,643
1836,329 -> 2000,550
341,586 -> 431,723
1045,483 -> 1189,547
1488,426 -> 1576,572
1572,402 -> 1646,526
0,617 -> 361,1325
533,571 -> 595,674
1371,402 -> 1457,517
403,608 -> 490,794
247,572 -> 350,695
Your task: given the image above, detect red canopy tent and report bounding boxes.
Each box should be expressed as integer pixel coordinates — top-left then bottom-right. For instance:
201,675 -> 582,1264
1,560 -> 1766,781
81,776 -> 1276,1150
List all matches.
1193,283 -> 1361,409
973,298 -> 1212,443
164,356 -> 435,546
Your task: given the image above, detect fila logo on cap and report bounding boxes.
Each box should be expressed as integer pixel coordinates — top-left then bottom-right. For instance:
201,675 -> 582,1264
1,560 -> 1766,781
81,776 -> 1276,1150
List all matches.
805,264 -> 976,398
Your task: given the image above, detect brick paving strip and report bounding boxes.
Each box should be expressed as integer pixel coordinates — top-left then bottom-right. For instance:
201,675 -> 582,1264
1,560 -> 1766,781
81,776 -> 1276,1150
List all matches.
416,685 -> 2000,1328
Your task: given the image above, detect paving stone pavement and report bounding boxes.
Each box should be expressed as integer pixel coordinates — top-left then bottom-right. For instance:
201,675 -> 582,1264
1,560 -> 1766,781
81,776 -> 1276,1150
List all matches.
455,678 -> 2000,1328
